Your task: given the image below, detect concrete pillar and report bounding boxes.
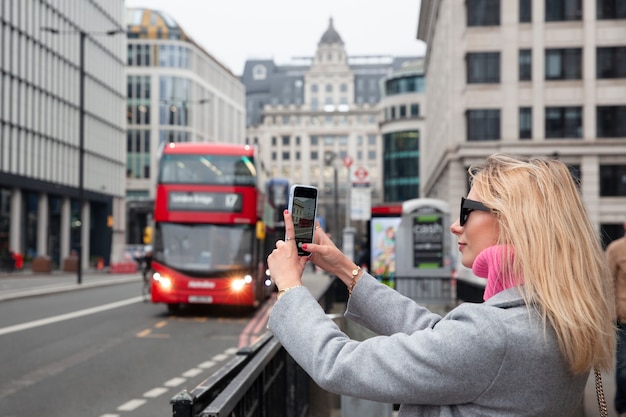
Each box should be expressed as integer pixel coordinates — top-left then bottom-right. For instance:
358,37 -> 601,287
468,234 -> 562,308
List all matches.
60,197 -> 71,261
9,188 -> 22,252
37,193 -> 49,256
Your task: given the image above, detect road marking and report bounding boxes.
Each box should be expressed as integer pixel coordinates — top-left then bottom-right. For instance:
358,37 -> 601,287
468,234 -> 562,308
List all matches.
182,368 -> 203,377
164,377 -> 186,387
117,399 -> 146,411
198,360 -> 216,368
144,387 -> 168,398
212,353 -> 229,362
0,296 -> 143,336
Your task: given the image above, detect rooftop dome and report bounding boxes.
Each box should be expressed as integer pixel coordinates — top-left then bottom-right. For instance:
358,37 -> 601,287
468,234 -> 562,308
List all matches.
319,18 -> 343,45
125,8 -> 190,41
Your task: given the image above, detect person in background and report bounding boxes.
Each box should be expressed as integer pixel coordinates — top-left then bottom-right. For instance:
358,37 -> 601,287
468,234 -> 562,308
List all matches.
607,222 -> 626,417
267,153 -> 615,416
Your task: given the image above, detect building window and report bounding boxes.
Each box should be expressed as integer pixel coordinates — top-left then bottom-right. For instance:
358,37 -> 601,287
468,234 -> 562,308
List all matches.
282,135 -> 290,146
545,48 -> 582,80
311,84 -> 318,93
368,135 -> 377,145
271,136 -> 277,146
467,52 -> 500,83
400,105 -> 407,118
282,151 -> 290,160
545,0 -> 582,21
411,104 -> 420,117
519,107 -> 532,139
391,107 -> 396,119
326,84 -> 333,93
311,151 -> 318,160
597,47 -> 626,79
466,109 -> 501,141
519,49 -> 532,81
599,164 -> 626,196
311,135 -> 318,145
252,64 -> 267,80
597,0 -> 626,19
520,0 -> 532,22
597,106 -> 626,138
545,106 -> 582,138
467,0 -> 500,26
271,152 -> 277,160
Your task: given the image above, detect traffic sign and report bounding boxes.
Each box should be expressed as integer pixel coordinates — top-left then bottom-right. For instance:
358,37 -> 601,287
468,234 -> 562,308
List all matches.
352,166 -> 369,183
343,155 -> 353,168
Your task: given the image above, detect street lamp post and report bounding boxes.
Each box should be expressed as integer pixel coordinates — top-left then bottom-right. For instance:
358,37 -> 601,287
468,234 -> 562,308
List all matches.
324,151 -> 340,245
42,27 -> 124,284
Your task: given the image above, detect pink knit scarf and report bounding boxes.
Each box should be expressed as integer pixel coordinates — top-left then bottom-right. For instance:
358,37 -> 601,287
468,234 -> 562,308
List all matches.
471,245 -> 522,301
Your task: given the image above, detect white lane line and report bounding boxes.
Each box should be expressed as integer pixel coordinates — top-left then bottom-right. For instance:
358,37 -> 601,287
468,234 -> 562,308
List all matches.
198,360 -> 216,369
99,414 -> 119,417
212,353 -> 229,362
144,387 -> 169,398
224,347 -> 238,355
164,377 -> 186,387
0,296 -> 143,336
182,368 -> 203,378
117,399 -> 146,411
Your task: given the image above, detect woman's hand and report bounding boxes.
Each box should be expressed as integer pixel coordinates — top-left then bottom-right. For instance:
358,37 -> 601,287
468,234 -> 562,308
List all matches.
267,211 -> 308,291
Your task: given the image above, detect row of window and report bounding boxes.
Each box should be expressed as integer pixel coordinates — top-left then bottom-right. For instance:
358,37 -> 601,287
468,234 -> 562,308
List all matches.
467,47 -> 626,83
467,106 -> 626,140
270,135 -> 378,147
271,150 -> 377,162
383,103 -> 421,122
265,114 -> 378,126
385,75 -> 425,96
127,44 -> 192,68
468,0 -> 625,26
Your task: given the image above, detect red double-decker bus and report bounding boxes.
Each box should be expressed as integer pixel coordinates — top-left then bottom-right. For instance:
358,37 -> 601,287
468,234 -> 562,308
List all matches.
150,142 -> 272,311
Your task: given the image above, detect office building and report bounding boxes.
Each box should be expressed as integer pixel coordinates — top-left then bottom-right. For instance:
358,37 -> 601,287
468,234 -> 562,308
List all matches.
241,18 -> 420,239
125,8 -> 246,244
418,0 -> 626,243
0,1 -> 126,268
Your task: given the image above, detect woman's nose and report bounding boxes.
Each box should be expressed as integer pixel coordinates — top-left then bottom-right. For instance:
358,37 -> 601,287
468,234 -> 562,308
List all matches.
450,218 -> 462,235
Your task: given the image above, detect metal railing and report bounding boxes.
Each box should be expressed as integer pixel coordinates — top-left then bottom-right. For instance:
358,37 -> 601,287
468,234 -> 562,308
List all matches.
171,279 -> 338,417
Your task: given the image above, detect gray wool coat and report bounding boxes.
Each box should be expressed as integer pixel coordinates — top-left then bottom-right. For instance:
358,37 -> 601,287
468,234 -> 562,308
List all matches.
268,273 -> 589,416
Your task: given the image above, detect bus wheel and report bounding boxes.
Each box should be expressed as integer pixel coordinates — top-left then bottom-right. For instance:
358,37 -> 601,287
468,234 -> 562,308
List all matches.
167,303 -> 180,313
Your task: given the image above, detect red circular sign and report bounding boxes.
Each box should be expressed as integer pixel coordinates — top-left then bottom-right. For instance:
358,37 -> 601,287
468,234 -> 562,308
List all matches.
343,155 -> 353,168
354,166 -> 369,182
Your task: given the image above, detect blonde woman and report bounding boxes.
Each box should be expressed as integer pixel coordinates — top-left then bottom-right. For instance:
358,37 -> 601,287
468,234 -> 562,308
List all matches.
268,153 -> 615,416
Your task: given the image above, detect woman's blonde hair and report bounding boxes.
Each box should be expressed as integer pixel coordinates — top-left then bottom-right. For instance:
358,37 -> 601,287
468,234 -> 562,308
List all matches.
469,153 -> 615,374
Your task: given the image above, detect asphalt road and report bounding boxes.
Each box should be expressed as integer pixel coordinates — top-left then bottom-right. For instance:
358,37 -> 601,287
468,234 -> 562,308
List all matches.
0,281 -> 262,417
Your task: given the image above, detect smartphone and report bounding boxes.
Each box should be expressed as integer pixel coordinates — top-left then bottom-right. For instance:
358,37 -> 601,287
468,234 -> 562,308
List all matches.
287,184 -> 318,256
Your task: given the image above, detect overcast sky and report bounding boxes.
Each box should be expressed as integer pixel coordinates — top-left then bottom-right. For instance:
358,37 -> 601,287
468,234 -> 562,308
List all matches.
124,0 -> 426,75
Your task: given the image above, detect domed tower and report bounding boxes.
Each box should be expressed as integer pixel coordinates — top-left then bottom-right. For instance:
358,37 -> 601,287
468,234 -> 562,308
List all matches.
305,18 -> 354,112
315,17 -> 347,66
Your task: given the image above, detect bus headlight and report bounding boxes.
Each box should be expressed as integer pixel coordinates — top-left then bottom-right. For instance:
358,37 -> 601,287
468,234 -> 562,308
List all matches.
231,275 -> 253,292
154,273 -> 172,290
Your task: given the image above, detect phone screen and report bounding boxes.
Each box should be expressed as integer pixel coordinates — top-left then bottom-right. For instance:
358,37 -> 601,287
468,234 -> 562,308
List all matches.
288,185 -> 318,256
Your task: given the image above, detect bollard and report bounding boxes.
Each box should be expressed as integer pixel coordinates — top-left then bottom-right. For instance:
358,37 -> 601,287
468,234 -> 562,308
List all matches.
171,389 -> 195,417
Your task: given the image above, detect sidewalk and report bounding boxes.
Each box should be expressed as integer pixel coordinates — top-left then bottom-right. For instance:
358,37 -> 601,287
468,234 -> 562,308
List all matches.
0,269 -> 140,302
0,269 -> 616,416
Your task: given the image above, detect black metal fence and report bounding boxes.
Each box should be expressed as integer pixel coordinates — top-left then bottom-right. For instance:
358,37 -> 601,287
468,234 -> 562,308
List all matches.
171,280 -> 337,417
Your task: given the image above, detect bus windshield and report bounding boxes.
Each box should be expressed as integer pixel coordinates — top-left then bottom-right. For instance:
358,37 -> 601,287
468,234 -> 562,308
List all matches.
155,223 -> 254,272
159,154 -> 256,186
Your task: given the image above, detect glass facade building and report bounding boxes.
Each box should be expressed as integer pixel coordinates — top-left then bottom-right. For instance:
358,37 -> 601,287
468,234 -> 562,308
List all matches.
0,1 -> 126,268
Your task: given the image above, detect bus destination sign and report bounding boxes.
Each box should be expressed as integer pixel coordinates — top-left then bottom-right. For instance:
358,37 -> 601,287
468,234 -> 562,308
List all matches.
168,191 -> 243,212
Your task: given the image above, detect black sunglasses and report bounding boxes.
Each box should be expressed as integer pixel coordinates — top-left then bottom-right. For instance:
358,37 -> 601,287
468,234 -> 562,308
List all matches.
460,197 -> 491,226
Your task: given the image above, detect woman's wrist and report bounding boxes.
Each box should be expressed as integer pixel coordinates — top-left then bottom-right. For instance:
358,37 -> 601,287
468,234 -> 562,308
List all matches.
335,261 -> 363,295
277,284 -> 303,299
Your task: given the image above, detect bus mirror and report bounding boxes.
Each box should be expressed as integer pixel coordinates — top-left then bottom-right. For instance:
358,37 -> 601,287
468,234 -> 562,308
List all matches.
256,221 -> 266,240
